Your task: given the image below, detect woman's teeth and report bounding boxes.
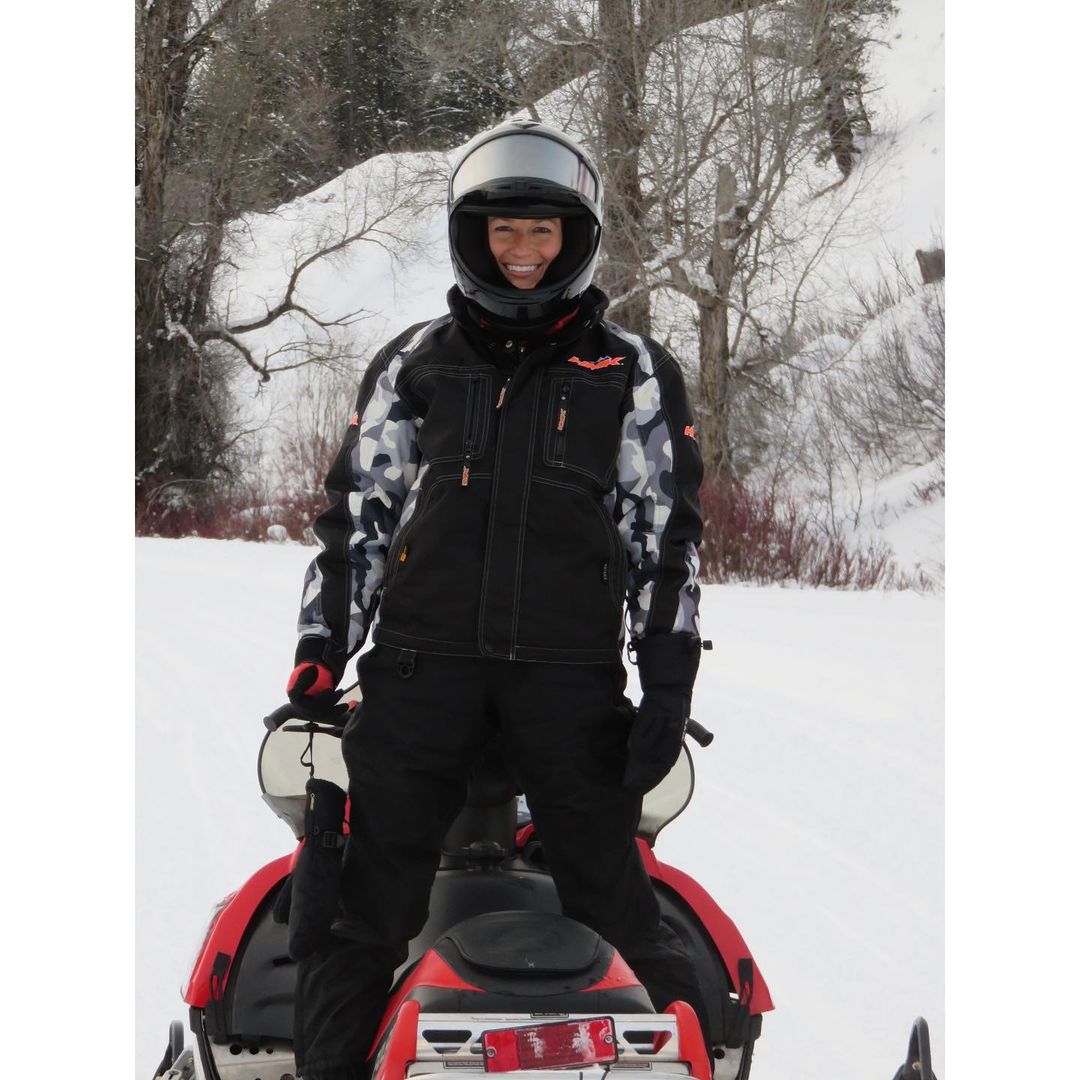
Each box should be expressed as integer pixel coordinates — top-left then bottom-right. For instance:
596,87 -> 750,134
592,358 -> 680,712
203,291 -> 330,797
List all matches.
506,264 -> 540,273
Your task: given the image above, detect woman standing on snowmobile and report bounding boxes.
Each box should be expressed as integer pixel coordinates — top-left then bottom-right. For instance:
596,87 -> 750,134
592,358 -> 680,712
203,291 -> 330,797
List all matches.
283,119 -> 710,1080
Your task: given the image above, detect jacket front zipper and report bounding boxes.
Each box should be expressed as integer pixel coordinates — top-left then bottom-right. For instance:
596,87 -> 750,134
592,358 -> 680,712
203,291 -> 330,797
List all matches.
482,348 -> 535,661
553,381 -> 570,464
461,376 -> 484,486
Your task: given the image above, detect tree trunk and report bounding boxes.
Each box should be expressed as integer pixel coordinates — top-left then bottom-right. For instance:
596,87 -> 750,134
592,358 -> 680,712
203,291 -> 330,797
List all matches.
135,0 -> 243,483
818,64 -> 856,178
697,299 -> 733,483
810,8 -> 857,179
596,0 -> 650,335
136,0 -> 199,476
696,165 -> 741,486
517,0 -> 765,106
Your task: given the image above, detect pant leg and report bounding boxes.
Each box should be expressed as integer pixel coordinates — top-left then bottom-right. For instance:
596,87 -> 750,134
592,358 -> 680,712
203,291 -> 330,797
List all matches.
295,647 -> 491,1080
497,661 -> 716,1051
295,941 -> 403,1080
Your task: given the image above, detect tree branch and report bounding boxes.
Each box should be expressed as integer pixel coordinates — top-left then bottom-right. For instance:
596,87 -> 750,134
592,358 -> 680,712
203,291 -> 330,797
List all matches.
515,0 -> 767,103
176,0 -> 245,65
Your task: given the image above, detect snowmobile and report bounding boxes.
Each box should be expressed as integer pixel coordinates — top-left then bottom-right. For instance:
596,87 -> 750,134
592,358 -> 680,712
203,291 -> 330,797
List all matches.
152,695 -> 936,1080
153,687 -> 770,1080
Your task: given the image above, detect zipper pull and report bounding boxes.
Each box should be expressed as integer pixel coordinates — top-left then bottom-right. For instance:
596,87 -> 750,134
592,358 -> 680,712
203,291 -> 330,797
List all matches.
557,383 -> 569,431
557,407 -> 567,432
461,451 -> 472,487
496,379 -> 509,410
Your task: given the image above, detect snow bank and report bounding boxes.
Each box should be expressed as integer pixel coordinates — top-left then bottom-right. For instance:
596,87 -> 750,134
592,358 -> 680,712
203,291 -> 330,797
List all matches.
136,538 -> 943,1080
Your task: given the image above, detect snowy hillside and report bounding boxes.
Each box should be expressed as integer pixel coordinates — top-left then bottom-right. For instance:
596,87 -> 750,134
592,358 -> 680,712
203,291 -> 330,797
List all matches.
217,0 -> 944,348
209,0 -> 944,580
136,538 -> 944,1080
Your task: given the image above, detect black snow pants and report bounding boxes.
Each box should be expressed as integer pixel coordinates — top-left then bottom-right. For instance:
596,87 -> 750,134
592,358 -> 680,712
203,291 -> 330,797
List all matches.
294,645 -> 713,1080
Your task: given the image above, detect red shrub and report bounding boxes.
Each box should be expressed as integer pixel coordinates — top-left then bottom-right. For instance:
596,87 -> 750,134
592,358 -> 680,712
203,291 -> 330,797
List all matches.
698,478 -> 919,589
137,474 -> 931,592
135,480 -> 328,542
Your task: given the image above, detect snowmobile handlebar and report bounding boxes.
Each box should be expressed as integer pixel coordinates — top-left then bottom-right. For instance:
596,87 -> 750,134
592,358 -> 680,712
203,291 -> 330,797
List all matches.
685,718 -> 714,747
263,703 -> 343,733
264,702 -> 715,747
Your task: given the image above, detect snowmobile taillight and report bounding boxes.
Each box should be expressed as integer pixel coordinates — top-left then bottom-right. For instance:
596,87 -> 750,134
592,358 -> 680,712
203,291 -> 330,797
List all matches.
481,1016 -> 617,1072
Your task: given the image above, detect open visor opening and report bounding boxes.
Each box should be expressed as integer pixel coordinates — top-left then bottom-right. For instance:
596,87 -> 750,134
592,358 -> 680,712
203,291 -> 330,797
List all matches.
450,211 -> 597,294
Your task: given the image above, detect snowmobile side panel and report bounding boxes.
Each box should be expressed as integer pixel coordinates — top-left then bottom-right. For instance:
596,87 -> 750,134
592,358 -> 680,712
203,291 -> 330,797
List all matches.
638,843 -> 773,1015
183,853 -> 295,1008
213,877 -> 295,1041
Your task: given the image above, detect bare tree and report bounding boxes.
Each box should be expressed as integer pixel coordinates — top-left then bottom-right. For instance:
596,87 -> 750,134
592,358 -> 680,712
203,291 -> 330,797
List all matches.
136,0 -> 340,478
207,156 -> 435,378
804,0 -> 895,177
274,362 -> 361,507
602,7 -> 855,480
407,0 -> 896,471
138,0 -> 914,527
406,0 -> 771,336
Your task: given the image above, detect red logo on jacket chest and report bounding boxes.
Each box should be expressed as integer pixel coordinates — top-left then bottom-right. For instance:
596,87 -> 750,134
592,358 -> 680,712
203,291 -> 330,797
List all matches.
566,355 -> 625,370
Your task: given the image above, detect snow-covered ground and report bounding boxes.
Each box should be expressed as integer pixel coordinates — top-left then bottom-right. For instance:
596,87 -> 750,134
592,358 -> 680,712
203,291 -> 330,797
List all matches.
136,538 -> 944,1080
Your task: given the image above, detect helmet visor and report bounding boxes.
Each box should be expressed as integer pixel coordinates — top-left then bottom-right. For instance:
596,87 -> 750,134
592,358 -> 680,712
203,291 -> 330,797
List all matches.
450,133 -> 599,209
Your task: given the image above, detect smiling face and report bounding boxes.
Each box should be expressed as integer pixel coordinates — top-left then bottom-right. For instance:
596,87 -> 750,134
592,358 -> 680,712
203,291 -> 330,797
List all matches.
487,217 -> 563,290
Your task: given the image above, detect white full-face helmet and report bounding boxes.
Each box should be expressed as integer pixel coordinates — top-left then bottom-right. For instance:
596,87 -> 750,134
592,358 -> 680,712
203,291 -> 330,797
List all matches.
448,119 -> 604,323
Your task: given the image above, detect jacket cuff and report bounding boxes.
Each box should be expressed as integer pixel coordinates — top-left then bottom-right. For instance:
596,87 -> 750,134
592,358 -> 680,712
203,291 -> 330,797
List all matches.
293,637 -> 348,684
632,632 -> 702,698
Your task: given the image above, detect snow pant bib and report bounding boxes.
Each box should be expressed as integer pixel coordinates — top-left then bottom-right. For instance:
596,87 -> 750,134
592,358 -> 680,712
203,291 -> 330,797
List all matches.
293,646 -> 712,1080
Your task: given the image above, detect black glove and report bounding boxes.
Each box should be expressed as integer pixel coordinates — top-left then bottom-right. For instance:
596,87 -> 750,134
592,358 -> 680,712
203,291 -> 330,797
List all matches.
274,777 -> 348,960
624,633 -> 702,794
286,661 -> 351,726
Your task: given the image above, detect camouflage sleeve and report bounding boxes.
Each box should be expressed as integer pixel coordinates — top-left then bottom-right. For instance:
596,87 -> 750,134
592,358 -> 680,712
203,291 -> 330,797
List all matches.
294,329 -> 423,675
610,337 -> 704,640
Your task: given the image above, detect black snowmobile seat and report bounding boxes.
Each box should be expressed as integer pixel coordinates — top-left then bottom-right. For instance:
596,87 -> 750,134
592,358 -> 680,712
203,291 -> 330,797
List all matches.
447,910 -> 600,974
400,911 -> 656,1015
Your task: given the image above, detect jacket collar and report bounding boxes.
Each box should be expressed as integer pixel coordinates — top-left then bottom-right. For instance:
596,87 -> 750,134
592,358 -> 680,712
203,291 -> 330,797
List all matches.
447,285 -> 609,354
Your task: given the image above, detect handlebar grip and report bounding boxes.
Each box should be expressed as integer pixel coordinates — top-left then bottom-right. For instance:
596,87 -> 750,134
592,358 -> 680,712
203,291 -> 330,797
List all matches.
686,718 -> 714,747
264,702 -> 299,731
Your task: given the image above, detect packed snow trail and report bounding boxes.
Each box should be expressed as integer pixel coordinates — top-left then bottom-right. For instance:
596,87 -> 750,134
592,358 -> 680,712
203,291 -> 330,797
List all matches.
136,538 -> 943,1080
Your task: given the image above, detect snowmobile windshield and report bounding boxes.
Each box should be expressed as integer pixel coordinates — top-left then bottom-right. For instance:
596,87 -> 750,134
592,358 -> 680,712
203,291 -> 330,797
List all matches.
259,724 -> 349,838
637,745 -> 694,845
258,719 -> 694,843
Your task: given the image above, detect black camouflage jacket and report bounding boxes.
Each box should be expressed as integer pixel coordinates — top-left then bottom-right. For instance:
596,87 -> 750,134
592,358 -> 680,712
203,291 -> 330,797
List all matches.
295,286 -> 703,672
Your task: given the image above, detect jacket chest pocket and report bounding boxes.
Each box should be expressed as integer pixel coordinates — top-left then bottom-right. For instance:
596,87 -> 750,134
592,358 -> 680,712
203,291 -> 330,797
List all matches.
543,376 -> 625,487
414,371 -> 492,467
